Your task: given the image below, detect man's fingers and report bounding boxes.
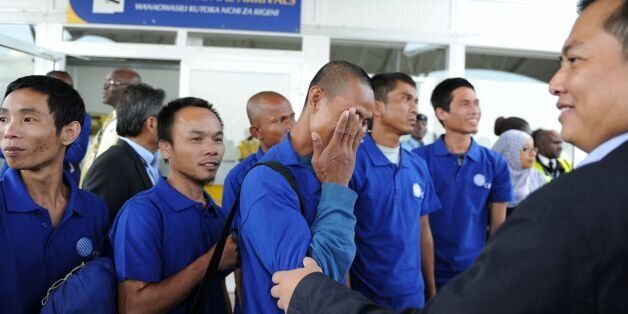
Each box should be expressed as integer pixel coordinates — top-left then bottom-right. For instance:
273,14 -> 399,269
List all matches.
302,257 -> 318,268
271,284 -> 280,298
347,111 -> 360,146
352,125 -> 367,151
311,132 -> 323,161
272,271 -> 285,284
329,109 -> 350,147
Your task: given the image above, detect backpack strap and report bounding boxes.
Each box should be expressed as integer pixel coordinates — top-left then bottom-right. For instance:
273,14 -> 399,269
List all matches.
190,161 -> 304,314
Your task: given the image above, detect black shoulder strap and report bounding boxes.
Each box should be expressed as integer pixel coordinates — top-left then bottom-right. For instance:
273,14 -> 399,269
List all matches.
190,161 -> 304,314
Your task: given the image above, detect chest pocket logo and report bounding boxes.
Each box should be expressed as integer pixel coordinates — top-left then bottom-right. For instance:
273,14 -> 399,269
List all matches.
76,237 -> 94,257
473,174 -> 492,190
412,183 -> 424,198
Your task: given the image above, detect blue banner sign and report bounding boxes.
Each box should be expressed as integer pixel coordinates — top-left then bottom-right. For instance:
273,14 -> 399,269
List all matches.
68,0 -> 301,33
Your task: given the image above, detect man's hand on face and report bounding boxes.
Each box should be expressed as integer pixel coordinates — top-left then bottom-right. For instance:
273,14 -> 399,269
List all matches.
218,235 -> 240,271
311,107 -> 366,187
271,257 -> 322,313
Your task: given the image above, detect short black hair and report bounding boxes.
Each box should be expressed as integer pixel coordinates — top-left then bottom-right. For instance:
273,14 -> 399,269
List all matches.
116,83 -> 165,137
157,97 -> 223,144
494,116 -> 531,136
370,72 -> 416,103
430,77 -> 475,113
4,75 -> 85,134
305,60 -> 372,108
578,0 -> 628,57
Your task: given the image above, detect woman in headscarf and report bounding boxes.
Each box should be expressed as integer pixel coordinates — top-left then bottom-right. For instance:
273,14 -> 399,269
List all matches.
492,129 -> 545,217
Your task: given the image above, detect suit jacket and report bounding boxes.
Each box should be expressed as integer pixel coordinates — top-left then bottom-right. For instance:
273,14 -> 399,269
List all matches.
82,139 -> 153,223
288,141 -> 628,314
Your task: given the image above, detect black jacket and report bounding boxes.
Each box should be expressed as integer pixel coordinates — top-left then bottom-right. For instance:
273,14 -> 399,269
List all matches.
82,139 -> 154,222
289,141 -> 628,314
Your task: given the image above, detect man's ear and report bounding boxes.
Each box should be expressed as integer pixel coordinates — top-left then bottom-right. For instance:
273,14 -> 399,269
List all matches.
249,126 -> 261,140
60,121 -> 81,146
306,86 -> 324,114
373,100 -> 385,118
435,107 -> 448,122
159,139 -> 172,162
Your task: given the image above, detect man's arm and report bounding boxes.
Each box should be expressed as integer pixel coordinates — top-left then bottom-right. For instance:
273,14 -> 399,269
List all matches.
308,182 -> 357,282
420,216 -> 436,300
489,202 -> 507,235
271,258 -> 419,314
118,237 -> 238,313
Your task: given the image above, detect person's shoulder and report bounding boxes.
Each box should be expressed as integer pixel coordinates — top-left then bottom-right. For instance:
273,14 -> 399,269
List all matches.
226,153 -> 259,182
74,189 -> 109,220
412,142 -> 433,156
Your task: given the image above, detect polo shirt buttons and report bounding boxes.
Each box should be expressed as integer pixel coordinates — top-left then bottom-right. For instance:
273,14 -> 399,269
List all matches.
42,222 -> 48,228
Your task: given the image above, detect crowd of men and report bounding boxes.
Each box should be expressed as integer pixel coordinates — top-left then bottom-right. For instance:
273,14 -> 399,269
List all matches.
0,0 -> 627,313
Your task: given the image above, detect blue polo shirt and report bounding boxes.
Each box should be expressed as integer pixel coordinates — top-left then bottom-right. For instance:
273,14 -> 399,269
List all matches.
109,177 -> 228,314
222,147 -> 264,215
413,136 -> 513,286
0,168 -> 109,313
349,134 -> 441,310
238,135 -> 358,313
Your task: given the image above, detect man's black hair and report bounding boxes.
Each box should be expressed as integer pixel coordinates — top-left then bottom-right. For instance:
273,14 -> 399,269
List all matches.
157,97 -> 223,143
578,0 -> 628,57
4,75 -> 85,134
370,72 -> 416,103
116,83 -> 165,137
305,60 -> 372,108
430,77 -> 475,113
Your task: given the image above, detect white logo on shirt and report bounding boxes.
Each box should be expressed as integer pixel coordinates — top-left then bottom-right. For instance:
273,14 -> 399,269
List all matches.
413,183 -> 424,198
76,237 -> 94,257
473,174 -> 492,189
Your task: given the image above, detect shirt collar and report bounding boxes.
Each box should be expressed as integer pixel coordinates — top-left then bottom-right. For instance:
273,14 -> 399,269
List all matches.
577,132 -> 628,168
433,135 -> 481,161
3,168 -> 83,216
154,177 -> 216,212
255,146 -> 265,160
120,137 -> 159,168
269,134 -> 301,166
363,133 -> 409,168
536,154 -> 552,167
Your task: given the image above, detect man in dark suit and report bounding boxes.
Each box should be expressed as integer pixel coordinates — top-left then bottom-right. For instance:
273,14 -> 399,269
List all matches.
83,84 -> 165,221
268,0 -> 628,313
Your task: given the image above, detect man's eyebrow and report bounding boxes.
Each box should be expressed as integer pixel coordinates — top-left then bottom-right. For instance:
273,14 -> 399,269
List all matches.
562,41 -> 585,55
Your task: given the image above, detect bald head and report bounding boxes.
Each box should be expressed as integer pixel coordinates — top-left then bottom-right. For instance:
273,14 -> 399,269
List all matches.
46,71 -> 73,87
246,91 -> 295,151
246,91 -> 291,124
535,129 -> 564,158
103,68 -> 142,107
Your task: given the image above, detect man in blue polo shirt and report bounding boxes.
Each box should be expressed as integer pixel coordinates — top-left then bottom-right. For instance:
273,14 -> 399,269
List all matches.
413,78 -> 513,288
349,73 -> 441,310
110,97 -> 239,313
0,75 -> 109,313
238,61 -> 374,313
222,91 -> 295,213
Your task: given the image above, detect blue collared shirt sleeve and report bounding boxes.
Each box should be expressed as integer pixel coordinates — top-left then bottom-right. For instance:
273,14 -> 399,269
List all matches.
66,113 -> 91,164
308,182 -> 357,282
110,199 -> 163,283
421,172 -> 442,216
221,170 -> 239,217
240,168 -> 311,273
489,155 -> 514,203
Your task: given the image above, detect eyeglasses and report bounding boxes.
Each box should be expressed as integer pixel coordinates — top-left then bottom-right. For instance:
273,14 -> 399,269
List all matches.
522,147 -> 539,153
104,79 -> 129,87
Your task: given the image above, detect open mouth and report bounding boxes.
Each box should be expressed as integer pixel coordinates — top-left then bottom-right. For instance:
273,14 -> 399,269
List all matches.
200,161 -> 220,171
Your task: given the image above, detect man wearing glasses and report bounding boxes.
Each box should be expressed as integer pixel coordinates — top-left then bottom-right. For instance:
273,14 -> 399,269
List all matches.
81,68 -> 141,184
